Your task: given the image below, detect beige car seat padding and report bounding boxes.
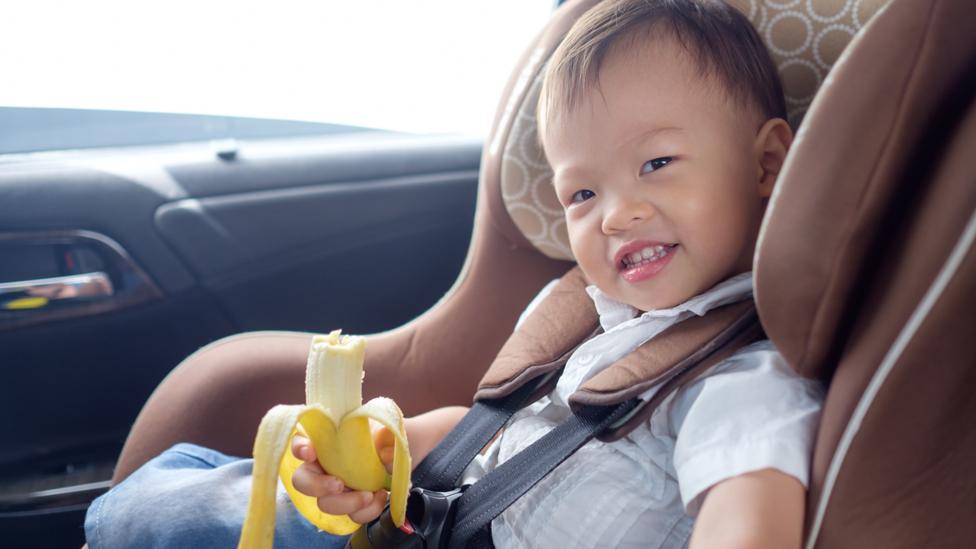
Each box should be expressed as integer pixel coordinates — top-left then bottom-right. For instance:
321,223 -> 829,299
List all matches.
594,303 -> 765,442
475,264 -> 762,442
474,267 -> 758,403
571,298 -> 763,443
729,0 -> 890,125
475,267 -> 598,399
571,300 -> 758,406
501,0 -> 890,262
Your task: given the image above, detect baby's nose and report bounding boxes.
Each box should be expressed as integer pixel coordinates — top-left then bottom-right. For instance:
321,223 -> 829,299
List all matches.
602,198 -> 654,233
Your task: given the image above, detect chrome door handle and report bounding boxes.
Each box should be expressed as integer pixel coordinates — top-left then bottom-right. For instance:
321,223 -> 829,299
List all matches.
0,272 -> 115,310
0,230 -> 162,329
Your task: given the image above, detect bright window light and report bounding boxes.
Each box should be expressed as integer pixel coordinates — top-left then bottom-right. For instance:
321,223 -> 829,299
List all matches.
0,0 -> 554,136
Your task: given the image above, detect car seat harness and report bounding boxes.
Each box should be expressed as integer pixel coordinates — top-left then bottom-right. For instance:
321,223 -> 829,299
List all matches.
348,267 -> 762,548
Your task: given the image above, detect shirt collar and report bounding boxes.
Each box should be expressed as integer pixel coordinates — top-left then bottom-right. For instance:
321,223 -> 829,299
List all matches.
585,272 -> 755,332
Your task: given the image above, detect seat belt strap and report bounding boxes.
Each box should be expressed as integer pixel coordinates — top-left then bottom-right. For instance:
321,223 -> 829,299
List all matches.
448,398 -> 641,549
412,373 -> 552,491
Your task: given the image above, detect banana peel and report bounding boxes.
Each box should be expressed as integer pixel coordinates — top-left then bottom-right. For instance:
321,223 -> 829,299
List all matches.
238,330 -> 411,548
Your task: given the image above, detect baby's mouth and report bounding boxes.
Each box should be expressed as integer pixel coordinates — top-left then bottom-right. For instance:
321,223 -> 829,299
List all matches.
618,243 -> 679,270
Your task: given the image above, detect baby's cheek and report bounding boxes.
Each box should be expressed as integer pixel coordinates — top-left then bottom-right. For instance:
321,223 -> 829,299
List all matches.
567,223 -> 598,259
706,213 -> 758,273
684,215 -> 745,265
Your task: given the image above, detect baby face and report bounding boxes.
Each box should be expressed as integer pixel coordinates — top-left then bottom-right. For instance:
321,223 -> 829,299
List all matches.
545,37 -> 775,311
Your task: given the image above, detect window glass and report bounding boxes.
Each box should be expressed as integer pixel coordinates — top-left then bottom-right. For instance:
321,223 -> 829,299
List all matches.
0,0 -> 554,152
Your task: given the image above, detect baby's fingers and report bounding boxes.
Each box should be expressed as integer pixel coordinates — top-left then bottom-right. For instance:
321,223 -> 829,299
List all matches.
348,490 -> 388,524
378,447 -> 395,474
291,434 -> 317,463
373,426 -> 396,474
316,490 -> 379,518
291,462 -> 343,498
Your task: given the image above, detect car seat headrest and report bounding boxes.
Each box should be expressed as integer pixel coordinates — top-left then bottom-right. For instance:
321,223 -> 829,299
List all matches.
488,0 -> 889,261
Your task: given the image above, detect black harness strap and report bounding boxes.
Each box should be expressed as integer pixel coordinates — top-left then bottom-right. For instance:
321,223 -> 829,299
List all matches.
446,398 -> 640,549
407,369 -> 639,549
412,372 -> 555,491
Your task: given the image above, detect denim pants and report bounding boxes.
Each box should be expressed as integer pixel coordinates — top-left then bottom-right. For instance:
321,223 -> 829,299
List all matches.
84,443 -> 351,548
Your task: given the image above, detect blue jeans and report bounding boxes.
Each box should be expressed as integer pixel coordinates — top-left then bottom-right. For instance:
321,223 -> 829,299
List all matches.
84,443 -> 351,548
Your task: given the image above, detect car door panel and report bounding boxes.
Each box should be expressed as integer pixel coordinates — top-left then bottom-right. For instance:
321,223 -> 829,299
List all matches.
154,170 -> 477,332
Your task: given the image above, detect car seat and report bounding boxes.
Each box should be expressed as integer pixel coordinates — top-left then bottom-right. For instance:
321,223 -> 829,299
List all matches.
110,0 -> 976,547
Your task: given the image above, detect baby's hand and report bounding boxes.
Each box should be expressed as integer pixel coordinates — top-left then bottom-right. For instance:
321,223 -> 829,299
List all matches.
290,433 -> 392,525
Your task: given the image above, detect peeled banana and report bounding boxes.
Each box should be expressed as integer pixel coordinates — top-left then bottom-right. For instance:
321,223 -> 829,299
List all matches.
238,330 -> 411,549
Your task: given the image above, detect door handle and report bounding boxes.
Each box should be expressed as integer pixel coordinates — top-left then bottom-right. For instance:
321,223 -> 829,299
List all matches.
0,230 -> 162,329
0,272 -> 115,310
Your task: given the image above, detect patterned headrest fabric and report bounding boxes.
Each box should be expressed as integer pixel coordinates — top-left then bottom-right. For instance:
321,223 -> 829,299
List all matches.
501,0 -> 889,261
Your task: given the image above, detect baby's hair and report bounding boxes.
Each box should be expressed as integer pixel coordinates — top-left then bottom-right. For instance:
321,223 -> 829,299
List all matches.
539,0 -> 786,137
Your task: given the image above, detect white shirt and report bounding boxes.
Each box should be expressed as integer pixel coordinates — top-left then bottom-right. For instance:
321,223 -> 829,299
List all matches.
463,273 -> 824,549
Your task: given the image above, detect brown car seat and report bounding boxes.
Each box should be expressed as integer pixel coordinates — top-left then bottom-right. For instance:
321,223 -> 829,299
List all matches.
754,0 -> 976,546
111,0 -> 976,547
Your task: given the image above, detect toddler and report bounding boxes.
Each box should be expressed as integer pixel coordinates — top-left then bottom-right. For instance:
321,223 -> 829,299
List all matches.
293,1 -> 821,547
84,1 -> 822,547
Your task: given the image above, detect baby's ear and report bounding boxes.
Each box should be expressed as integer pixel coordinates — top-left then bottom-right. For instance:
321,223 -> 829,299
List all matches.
753,118 -> 794,198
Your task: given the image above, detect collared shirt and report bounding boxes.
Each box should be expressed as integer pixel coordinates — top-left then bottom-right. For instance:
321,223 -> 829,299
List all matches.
463,273 -> 824,549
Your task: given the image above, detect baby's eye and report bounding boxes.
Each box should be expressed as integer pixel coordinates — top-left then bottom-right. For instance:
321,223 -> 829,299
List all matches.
640,156 -> 673,175
570,189 -> 595,204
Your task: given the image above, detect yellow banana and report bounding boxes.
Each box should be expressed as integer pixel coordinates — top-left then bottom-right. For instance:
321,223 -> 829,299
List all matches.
238,330 -> 411,549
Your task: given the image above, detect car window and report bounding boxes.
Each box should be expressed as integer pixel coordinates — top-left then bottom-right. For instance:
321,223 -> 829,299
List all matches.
0,0 -> 554,154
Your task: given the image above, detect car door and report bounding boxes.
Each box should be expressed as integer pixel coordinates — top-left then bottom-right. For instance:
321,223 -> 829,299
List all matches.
0,111 -> 481,549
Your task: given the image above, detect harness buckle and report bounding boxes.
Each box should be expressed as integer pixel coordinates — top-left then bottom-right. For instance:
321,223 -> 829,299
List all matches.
346,486 -> 468,549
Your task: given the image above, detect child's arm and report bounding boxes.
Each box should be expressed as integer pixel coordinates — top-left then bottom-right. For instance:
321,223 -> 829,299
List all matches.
290,405 -> 469,525
689,468 -> 805,549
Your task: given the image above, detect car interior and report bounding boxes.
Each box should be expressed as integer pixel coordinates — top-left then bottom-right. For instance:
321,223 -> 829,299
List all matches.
2,0 -> 975,547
